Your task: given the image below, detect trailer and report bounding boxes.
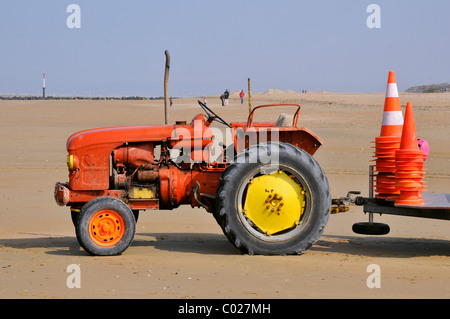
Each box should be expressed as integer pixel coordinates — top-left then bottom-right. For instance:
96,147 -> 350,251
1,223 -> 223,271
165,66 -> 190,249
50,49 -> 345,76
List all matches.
332,166 -> 450,235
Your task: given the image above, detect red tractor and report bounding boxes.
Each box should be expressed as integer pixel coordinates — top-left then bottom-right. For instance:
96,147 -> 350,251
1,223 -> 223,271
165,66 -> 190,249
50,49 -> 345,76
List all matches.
55,101 -> 331,256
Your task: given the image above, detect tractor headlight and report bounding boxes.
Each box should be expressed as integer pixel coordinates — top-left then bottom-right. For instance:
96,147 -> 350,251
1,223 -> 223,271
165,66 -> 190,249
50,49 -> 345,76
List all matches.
67,155 -> 79,170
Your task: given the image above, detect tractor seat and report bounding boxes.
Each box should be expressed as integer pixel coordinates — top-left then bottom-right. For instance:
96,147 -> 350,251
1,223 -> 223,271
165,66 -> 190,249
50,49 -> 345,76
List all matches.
275,113 -> 293,127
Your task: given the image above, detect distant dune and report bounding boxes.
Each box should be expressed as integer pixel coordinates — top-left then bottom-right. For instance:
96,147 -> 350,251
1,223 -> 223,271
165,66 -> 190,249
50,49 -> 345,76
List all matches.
405,83 -> 449,93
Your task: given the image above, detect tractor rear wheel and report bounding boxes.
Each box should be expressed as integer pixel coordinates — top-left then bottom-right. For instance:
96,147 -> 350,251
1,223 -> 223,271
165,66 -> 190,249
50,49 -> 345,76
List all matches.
215,142 -> 331,255
76,196 -> 136,256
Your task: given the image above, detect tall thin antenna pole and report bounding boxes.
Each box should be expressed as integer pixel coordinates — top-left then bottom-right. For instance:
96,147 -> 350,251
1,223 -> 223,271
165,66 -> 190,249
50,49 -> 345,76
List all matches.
164,50 -> 170,125
43,72 -> 46,99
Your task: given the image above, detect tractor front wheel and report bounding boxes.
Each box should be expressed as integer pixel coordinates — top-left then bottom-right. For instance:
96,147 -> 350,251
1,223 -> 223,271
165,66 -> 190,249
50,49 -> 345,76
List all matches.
76,196 -> 136,256
215,142 -> 331,255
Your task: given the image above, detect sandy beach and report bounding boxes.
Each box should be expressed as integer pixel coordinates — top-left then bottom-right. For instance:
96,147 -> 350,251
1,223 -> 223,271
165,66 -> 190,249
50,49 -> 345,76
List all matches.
0,91 -> 449,299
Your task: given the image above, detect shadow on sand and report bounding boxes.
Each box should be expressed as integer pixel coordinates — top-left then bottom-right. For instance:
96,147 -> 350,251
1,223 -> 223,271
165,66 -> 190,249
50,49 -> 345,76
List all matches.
0,232 -> 448,257
313,234 -> 450,258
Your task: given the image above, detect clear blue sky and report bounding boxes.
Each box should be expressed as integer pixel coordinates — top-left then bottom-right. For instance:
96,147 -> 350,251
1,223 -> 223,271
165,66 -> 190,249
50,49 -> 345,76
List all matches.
0,0 -> 449,97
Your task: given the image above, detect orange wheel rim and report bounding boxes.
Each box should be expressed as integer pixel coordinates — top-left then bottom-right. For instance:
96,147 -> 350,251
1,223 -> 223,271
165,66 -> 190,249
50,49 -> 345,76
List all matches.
89,210 -> 125,247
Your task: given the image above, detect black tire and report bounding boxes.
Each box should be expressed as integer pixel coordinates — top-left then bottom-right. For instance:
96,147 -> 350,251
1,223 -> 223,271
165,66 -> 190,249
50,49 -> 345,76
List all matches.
352,222 -> 390,235
75,196 -> 136,256
132,210 -> 139,223
71,209 -> 80,227
215,142 -> 331,255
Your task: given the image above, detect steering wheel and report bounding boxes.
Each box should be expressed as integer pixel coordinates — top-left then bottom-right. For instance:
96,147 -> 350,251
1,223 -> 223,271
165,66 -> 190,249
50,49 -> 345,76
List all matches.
197,100 -> 231,127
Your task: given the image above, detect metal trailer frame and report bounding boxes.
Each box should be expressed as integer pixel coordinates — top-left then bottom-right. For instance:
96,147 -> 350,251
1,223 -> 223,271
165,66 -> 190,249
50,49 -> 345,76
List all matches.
334,166 -> 450,235
362,194 -> 450,221
362,165 -> 450,221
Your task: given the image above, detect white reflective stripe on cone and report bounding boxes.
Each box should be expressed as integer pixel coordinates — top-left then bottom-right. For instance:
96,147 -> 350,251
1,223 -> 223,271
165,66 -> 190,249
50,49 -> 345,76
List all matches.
382,111 -> 403,126
385,83 -> 399,97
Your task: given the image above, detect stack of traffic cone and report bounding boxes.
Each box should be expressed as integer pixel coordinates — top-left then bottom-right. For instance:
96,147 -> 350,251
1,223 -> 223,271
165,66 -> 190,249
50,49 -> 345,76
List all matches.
395,102 -> 425,206
374,71 -> 404,198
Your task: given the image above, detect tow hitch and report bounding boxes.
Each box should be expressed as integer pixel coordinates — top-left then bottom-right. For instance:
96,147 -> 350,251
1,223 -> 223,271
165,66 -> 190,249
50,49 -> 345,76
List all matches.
330,191 -> 363,214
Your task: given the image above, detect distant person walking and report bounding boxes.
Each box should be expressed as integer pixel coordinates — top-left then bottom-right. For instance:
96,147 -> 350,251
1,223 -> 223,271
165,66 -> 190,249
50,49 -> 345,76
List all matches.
239,90 -> 245,104
223,89 -> 229,106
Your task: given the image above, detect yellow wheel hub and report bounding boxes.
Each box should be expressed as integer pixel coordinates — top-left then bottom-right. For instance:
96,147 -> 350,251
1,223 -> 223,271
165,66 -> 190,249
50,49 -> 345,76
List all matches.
243,170 -> 306,235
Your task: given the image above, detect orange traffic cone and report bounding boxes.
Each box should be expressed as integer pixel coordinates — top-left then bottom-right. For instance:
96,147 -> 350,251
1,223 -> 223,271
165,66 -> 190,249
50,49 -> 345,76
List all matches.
380,71 -> 404,137
374,71 -> 404,198
395,102 -> 424,206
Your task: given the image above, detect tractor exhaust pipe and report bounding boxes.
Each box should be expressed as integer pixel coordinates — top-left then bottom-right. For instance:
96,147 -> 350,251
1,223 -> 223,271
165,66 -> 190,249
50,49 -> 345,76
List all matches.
164,50 -> 170,125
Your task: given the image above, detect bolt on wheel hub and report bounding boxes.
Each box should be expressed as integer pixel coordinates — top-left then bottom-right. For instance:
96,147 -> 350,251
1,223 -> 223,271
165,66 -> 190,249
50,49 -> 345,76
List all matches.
264,193 -> 285,214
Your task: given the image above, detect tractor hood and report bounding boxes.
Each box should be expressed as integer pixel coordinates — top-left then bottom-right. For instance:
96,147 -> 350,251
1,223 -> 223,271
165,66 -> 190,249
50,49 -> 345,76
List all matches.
67,125 -> 175,151
66,114 -> 209,151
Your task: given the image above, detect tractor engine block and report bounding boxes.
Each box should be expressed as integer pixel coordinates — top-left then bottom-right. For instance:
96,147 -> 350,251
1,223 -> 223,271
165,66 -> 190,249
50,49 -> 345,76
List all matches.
112,143 -> 159,201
